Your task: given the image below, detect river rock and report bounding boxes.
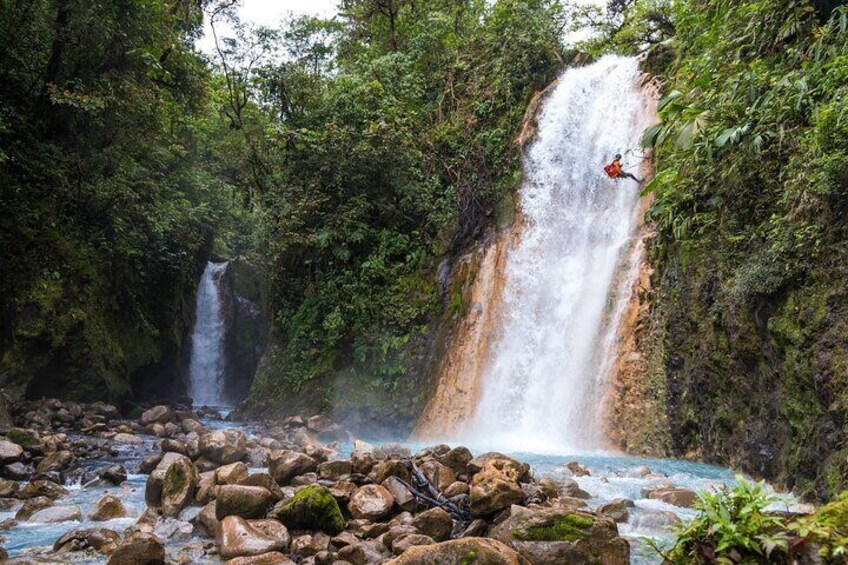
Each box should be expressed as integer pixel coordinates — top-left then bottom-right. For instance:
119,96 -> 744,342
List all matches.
386,538 -> 528,564
469,460 -> 525,516
225,553 -> 296,565
318,459 -> 353,481
217,462 -> 250,485
3,462 -> 32,480
217,516 -> 291,559
411,507 -> 453,541
642,486 -> 698,507
348,484 -> 395,521
5,428 -> 40,448
21,479 -> 67,499
90,494 -> 129,521
140,405 -> 173,426
106,532 -> 166,565
53,527 -> 121,554
420,460 -> 457,491
329,480 -> 358,503
490,505 -> 629,565
29,505 -> 82,523
114,432 -> 144,445
16,496 -> 53,520
269,450 -> 317,485
597,498 -> 632,523
383,477 -> 416,511
0,440 -> 23,463
633,510 -> 681,530
216,485 -> 274,519
199,429 -> 247,465
372,459 -> 411,484
181,418 -> 206,435
36,450 -> 75,474
557,477 -> 591,499
392,533 -> 436,555
338,540 -> 388,565
270,484 -> 345,534
467,453 -> 529,481
240,473 -> 285,500
291,532 -> 331,556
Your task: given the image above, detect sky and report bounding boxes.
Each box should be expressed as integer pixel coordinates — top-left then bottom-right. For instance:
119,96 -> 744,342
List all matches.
197,0 -> 340,54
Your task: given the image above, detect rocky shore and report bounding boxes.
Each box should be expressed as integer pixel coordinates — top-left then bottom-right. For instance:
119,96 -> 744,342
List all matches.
0,399 -> 719,564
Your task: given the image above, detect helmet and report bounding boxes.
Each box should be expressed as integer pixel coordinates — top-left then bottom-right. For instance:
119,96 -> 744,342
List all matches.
615,154 -> 622,159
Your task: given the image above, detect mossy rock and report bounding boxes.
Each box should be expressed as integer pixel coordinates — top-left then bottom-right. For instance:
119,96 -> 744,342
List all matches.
270,484 -> 344,534
512,512 -> 594,542
5,428 -> 40,448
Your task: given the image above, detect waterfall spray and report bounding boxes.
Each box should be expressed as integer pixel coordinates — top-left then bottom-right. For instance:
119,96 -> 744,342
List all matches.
460,56 -> 652,453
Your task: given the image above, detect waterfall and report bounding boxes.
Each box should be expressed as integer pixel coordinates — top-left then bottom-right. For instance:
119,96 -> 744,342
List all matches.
460,56 -> 652,453
188,261 -> 229,407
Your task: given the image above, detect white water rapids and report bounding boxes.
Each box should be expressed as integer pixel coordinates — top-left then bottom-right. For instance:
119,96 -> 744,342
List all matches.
462,56 -> 652,453
188,261 -> 229,407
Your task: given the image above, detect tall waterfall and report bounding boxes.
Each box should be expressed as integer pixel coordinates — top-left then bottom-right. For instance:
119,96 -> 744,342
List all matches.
188,261 -> 229,407
461,56 -> 652,453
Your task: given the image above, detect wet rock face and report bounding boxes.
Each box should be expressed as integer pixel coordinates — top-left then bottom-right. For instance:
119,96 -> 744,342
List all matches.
220,258 -> 268,405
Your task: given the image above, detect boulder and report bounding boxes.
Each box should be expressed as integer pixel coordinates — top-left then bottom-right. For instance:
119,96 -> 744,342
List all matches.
469,461 -> 524,516
597,499 -> 632,523
36,450 -> 75,474
348,484 -> 395,521
181,418 -> 206,435
146,454 -> 198,517
383,477 -> 416,511
268,450 -> 317,485
385,538 -> 529,564
225,553 -> 296,565
438,447 -> 473,473
199,429 -> 247,465
556,478 -> 591,500
270,484 -> 345,534
5,428 -> 40,448
0,441 -> 23,463
217,462 -> 250,485
217,516 -> 291,559
53,527 -> 121,554
411,507 -> 453,542
318,459 -> 353,481
490,505 -> 629,565
633,510 -> 681,530
642,486 -> 698,508
564,461 -> 590,477
106,532 -> 165,565
240,473 -> 285,501
420,460 -> 456,491
467,453 -> 529,481
15,496 -> 53,520
291,532 -> 331,556
140,405 -> 173,426
113,432 -> 144,445
338,540 -> 388,565
391,533 -> 436,555
3,462 -> 32,480
198,501 -> 221,537
28,505 -> 82,523
372,460 -> 410,485
90,494 -> 129,521
21,479 -> 67,499
216,485 -> 274,519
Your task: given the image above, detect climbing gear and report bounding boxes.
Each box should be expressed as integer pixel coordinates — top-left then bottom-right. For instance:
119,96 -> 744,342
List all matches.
604,163 -> 621,179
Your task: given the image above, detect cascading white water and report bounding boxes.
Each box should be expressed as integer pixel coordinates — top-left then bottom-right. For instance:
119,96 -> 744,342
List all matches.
462,56 -> 652,453
188,261 -> 229,407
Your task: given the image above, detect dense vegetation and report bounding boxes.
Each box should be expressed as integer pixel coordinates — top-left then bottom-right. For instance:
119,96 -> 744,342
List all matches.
0,0 -> 564,418
595,0 -> 848,499
0,0 -> 236,401
657,478 -> 848,563
233,0 -> 565,424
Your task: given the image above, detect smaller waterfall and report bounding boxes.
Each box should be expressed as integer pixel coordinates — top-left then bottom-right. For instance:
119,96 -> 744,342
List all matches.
188,261 -> 229,407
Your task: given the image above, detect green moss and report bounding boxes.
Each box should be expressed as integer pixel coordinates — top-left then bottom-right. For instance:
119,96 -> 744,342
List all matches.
458,550 -> 478,565
514,513 -> 594,542
5,429 -> 39,448
271,484 -> 345,534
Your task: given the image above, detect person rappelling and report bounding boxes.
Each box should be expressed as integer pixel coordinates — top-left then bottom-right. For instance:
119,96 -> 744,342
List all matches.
604,154 -> 643,184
